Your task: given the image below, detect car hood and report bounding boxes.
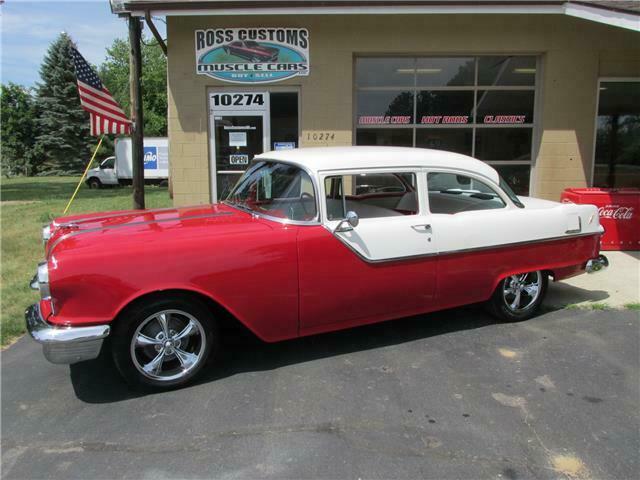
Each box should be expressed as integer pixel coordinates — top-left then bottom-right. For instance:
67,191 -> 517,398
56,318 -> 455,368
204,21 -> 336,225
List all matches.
46,203 -> 270,256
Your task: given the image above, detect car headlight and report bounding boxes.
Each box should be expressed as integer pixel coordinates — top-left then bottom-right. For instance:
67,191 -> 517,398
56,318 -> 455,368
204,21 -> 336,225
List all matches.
36,261 -> 50,298
42,225 -> 52,243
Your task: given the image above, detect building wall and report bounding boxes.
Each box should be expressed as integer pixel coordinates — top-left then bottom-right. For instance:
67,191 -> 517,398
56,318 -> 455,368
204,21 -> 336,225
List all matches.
167,14 -> 639,205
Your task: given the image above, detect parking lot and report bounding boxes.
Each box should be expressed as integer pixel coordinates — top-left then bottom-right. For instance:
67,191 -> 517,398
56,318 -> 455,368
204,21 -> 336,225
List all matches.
2,306 -> 639,479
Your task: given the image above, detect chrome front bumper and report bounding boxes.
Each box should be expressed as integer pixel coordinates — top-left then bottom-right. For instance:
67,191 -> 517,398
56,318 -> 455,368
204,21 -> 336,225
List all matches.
586,254 -> 609,274
25,304 -> 110,364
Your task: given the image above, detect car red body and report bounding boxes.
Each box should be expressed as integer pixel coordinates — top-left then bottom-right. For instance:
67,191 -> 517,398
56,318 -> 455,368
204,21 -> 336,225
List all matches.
27,147 -> 608,388
224,41 -> 279,62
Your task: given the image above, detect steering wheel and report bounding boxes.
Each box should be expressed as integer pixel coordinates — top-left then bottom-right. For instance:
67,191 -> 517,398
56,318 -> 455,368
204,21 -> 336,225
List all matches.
299,192 -> 314,216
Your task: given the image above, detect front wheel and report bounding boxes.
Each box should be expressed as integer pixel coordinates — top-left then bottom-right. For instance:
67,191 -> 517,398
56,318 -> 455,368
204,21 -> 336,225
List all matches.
486,271 -> 548,322
112,297 -> 217,389
87,177 -> 102,189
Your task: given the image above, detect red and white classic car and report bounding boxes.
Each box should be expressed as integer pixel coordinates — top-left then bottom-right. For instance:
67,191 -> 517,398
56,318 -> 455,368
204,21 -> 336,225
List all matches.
27,147 -> 608,388
223,40 -> 279,62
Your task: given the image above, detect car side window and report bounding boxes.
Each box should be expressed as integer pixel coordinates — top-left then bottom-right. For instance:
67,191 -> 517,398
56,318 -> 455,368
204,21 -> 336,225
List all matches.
427,172 -> 506,214
325,172 -> 418,220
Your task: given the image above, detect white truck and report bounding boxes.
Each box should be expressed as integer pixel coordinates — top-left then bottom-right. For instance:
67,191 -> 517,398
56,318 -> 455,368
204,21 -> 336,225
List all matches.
86,137 -> 169,188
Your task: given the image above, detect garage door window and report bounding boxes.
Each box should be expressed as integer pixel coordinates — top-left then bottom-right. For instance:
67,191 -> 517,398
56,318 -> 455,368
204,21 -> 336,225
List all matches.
355,56 -> 538,195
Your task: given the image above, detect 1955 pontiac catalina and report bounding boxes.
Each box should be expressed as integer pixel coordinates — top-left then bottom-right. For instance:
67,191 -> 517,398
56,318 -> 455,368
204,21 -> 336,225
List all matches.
27,147 -> 608,388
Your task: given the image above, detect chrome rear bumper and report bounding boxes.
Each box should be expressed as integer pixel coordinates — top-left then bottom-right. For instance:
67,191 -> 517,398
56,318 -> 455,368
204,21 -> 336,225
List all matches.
25,304 -> 110,364
586,254 -> 609,274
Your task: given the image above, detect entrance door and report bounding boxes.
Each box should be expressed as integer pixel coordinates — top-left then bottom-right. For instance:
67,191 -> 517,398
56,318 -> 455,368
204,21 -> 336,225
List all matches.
209,92 -> 270,201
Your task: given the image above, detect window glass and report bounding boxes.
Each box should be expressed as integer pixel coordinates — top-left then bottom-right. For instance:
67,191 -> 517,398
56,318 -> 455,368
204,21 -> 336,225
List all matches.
356,129 -> 413,147
475,128 -> 532,161
325,173 -> 418,220
478,56 -> 536,86
593,81 -> 640,188
356,91 -> 414,125
493,164 -> 531,196
102,157 -> 115,169
417,91 -> 474,124
415,57 -> 475,86
475,90 -> 534,124
415,129 -> 472,156
355,57 -> 416,88
427,172 -> 505,214
226,161 -> 317,221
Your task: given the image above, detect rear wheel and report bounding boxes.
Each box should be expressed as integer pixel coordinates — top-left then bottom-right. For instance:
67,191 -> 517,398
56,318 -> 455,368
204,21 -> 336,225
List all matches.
487,271 -> 547,322
112,297 -> 217,389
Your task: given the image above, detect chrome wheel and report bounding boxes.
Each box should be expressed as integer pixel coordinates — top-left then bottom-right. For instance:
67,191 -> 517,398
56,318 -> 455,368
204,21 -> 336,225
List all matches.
130,309 -> 206,382
502,271 -> 542,312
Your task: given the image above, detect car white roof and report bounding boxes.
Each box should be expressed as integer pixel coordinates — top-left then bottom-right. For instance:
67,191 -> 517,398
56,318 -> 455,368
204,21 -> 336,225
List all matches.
255,146 -> 500,184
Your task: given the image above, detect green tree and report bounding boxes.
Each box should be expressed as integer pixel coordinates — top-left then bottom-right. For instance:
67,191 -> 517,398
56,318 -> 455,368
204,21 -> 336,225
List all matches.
0,83 -> 38,176
100,37 -> 167,137
34,33 -> 93,174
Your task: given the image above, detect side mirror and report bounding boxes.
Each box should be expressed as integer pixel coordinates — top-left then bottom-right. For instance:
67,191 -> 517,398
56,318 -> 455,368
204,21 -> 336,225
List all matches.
334,211 -> 359,233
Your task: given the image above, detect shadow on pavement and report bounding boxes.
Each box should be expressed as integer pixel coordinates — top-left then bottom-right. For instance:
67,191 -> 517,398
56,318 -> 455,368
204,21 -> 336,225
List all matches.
546,281 -> 609,307
70,305 -> 499,404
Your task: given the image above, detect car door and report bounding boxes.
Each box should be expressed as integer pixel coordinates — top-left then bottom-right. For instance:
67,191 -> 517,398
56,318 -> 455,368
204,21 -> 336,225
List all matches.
99,156 -> 118,185
424,170 -> 526,308
297,169 -> 437,336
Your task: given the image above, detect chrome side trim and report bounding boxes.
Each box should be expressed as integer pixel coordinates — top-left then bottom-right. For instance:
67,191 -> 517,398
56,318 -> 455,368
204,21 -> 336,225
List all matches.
328,229 -> 602,265
48,211 -> 234,256
57,206 -> 183,227
25,304 -> 110,364
565,216 -> 582,234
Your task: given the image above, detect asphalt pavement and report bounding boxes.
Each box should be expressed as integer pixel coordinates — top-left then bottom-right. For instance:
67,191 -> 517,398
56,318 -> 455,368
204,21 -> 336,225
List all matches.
2,307 -> 639,479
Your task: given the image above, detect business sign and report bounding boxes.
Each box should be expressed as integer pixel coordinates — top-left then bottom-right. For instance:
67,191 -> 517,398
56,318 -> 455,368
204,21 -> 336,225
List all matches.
143,146 -> 158,170
195,28 -> 310,84
230,154 -> 249,165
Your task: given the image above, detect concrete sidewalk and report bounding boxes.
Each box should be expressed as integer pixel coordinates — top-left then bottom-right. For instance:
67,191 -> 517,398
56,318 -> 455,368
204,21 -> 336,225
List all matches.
547,251 -> 639,308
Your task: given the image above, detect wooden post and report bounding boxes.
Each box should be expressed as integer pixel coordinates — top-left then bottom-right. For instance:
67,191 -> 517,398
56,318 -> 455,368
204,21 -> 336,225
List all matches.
129,15 -> 145,210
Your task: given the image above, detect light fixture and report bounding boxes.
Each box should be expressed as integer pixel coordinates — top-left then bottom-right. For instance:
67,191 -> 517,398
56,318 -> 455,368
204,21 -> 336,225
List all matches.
396,68 -> 442,74
513,68 -> 536,74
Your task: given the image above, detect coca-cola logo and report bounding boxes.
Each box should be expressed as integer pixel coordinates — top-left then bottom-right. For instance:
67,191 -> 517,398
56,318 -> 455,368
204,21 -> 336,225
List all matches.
598,205 -> 635,220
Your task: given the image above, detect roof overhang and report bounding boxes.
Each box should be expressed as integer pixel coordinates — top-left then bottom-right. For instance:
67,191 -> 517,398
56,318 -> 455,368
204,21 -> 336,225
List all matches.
110,0 -> 640,33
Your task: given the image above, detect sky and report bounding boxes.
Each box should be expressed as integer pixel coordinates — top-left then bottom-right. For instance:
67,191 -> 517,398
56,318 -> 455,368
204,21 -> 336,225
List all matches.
1,0 -> 166,87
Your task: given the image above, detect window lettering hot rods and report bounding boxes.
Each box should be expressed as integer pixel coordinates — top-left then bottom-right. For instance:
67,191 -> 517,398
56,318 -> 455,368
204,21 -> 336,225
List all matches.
195,28 -> 310,84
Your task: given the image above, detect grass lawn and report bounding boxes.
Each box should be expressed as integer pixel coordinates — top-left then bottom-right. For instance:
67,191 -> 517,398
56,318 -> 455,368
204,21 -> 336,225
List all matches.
1,177 -> 172,346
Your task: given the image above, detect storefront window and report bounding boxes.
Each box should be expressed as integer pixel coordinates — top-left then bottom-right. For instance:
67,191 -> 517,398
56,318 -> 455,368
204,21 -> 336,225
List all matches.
593,81 -> 640,188
415,129 -> 472,156
355,56 -> 537,195
356,129 -> 413,146
356,91 -> 414,124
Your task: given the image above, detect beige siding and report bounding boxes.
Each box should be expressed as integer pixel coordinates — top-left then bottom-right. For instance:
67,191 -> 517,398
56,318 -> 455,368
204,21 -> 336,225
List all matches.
167,14 -> 639,205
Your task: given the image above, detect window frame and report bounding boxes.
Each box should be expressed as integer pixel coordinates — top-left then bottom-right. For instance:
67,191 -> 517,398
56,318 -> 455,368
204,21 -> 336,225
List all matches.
423,168 -> 514,215
353,54 -> 541,195
320,167 -> 425,224
590,77 -> 640,187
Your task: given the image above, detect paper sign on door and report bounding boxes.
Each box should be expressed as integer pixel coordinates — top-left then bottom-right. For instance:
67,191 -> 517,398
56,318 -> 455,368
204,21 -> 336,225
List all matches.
229,132 -> 247,147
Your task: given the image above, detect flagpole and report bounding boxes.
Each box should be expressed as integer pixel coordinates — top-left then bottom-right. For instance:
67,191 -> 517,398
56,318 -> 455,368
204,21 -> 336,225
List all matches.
63,135 -> 105,215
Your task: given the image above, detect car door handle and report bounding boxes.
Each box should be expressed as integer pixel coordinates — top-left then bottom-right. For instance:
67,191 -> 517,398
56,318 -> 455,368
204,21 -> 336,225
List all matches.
411,224 -> 432,231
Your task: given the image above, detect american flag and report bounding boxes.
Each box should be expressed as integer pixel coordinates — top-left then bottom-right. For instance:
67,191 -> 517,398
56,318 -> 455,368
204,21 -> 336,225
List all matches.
70,47 -> 131,136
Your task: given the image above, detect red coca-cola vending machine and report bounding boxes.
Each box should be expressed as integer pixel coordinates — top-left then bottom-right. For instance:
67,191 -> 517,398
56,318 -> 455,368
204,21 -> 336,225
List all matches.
561,188 -> 639,251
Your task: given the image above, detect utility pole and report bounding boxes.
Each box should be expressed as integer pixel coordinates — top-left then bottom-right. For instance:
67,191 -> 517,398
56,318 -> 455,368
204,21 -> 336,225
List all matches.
129,15 -> 145,209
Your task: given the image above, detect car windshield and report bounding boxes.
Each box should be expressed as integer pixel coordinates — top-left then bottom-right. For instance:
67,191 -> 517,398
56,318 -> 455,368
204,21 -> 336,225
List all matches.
499,177 -> 525,208
225,161 -> 317,222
